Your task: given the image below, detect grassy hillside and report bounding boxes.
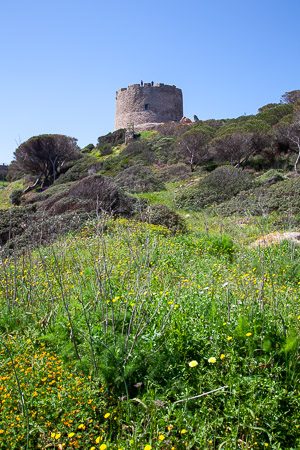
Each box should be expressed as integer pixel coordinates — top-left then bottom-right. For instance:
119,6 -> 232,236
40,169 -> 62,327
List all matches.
1,111 -> 300,448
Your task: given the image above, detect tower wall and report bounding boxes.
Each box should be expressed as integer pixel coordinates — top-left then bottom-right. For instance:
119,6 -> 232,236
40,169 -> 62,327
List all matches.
114,83 -> 183,130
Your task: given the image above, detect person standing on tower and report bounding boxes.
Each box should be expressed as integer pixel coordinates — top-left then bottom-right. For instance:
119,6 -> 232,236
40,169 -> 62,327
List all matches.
141,80 -> 143,86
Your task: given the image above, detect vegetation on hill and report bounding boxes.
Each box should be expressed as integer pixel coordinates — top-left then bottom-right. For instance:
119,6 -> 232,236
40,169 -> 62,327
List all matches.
1,90 -> 300,449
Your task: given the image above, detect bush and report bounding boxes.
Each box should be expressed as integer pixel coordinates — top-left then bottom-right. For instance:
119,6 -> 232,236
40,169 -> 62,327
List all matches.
54,155 -> 100,185
67,175 -> 138,216
114,165 -> 165,193
216,176 -> 300,216
175,166 -> 254,211
257,169 -> 284,186
144,203 -> 186,234
10,189 -> 23,205
154,163 -> 192,182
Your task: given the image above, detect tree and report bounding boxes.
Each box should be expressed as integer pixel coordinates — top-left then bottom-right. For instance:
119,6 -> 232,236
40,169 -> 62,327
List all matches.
14,134 -> 80,187
272,112 -> 300,173
210,132 -> 254,168
286,125 -> 300,173
280,90 -> 300,105
175,131 -> 212,172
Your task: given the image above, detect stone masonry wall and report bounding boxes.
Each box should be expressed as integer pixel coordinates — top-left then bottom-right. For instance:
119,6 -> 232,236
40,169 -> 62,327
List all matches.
114,83 -> 183,130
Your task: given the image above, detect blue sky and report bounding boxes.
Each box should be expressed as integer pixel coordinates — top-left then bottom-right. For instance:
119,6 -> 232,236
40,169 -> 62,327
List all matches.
1,0 -> 300,164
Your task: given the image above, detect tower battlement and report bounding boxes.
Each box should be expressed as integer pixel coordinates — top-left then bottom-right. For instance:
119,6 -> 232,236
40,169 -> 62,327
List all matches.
114,82 -> 183,130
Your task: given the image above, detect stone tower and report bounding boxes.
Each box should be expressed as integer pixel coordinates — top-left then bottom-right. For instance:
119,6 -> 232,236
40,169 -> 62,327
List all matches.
114,82 -> 183,130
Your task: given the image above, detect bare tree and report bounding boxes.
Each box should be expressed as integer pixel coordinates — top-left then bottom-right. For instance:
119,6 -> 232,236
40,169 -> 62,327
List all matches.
210,132 -> 254,168
175,131 -> 211,172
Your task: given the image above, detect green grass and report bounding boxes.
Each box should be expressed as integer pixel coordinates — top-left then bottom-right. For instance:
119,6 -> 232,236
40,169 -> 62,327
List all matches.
0,214 -> 299,448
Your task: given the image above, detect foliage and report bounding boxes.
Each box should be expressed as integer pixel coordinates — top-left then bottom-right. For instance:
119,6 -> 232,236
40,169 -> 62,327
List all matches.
67,174 -> 138,216
215,116 -> 271,138
216,175 -> 300,216
210,132 -> 254,167
155,163 -> 192,182
96,129 -> 125,157
10,189 -> 23,206
257,103 -> 293,126
175,130 -> 213,172
156,122 -> 189,136
114,165 -> 166,193
175,166 -> 254,211
54,154 -> 100,185
14,134 -> 80,186
258,102 -> 280,112
280,89 -> 300,104
257,169 -> 284,186
145,203 -> 187,233
81,143 -> 95,153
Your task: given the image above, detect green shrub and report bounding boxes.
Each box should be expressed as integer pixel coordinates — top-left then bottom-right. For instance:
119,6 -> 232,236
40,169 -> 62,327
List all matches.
257,169 -> 284,186
216,176 -> 300,216
54,155 -> 100,185
175,166 -> 254,211
114,165 -> 165,193
144,203 -> 186,234
10,189 -> 23,205
154,163 -> 192,182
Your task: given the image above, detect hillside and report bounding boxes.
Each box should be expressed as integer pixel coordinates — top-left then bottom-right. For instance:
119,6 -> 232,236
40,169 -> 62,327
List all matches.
0,98 -> 300,448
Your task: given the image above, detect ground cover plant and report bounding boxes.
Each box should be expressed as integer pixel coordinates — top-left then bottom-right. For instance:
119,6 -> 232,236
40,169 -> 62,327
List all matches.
0,213 -> 299,449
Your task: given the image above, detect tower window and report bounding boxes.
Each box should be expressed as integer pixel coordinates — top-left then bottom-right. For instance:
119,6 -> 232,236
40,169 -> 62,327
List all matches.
144,104 -> 148,110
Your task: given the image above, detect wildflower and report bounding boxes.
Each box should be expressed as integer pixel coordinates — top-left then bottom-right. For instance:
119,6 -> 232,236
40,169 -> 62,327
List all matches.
189,360 -> 198,367
90,448 -> 96,450
220,354 -> 225,360
55,433 -> 61,440
246,332 -> 252,337
51,433 -> 56,438
68,432 -> 75,438
100,445 -> 107,450
158,435 -> 165,441
227,336 -> 233,341
96,437 -> 102,444
181,429 -> 187,434
208,357 -> 216,363
104,413 -> 110,419
78,424 -> 85,429
144,446 -> 152,450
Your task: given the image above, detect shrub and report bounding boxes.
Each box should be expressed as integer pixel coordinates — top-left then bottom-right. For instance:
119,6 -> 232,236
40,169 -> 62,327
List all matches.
67,175 -> 137,216
175,166 -> 254,211
154,163 -> 192,182
10,189 -> 23,206
114,165 -> 165,193
54,155 -> 100,185
257,169 -> 284,186
216,176 -> 300,216
144,203 -> 186,234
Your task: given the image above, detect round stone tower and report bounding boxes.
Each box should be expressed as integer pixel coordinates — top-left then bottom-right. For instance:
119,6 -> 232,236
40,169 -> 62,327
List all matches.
114,82 -> 183,130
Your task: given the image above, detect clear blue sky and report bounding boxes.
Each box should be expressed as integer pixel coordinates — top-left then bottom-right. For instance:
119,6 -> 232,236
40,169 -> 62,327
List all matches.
1,0 -> 300,164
